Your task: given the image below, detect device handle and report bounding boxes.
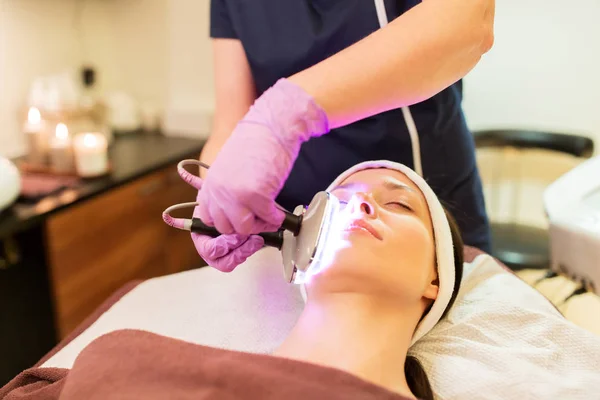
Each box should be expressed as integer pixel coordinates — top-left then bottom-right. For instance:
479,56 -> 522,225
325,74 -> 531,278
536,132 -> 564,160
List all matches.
190,218 -> 284,249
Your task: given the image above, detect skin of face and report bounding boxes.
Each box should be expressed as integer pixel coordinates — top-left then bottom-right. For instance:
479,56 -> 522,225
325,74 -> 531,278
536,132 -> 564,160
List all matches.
306,168 -> 439,310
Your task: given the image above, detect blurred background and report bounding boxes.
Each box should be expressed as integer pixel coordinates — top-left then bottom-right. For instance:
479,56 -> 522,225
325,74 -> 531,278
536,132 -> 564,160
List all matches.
0,0 -> 599,387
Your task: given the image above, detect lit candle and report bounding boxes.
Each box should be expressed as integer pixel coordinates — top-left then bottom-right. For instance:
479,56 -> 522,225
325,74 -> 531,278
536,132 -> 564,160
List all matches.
73,132 -> 109,177
49,123 -> 74,173
23,107 -> 48,165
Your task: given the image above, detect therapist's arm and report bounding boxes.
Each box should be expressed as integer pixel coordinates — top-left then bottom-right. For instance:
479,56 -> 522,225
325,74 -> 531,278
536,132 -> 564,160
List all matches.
289,0 -> 495,129
199,39 -> 256,177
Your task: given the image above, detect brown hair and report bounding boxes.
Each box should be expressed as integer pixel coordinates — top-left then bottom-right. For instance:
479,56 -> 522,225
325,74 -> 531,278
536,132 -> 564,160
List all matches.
405,208 -> 464,400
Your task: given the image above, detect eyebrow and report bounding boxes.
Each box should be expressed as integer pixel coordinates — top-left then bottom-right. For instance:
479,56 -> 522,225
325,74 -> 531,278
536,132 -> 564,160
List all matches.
381,179 -> 417,194
332,179 -> 417,194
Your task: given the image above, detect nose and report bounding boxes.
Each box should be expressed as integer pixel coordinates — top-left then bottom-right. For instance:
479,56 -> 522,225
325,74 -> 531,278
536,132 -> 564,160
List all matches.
350,192 -> 377,218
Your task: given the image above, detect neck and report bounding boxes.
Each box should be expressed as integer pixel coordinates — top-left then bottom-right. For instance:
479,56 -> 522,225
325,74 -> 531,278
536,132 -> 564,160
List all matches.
273,293 -> 418,398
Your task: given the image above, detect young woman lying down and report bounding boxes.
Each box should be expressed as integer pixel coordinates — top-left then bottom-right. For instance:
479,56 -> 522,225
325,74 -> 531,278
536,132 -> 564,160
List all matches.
1,161 -> 464,400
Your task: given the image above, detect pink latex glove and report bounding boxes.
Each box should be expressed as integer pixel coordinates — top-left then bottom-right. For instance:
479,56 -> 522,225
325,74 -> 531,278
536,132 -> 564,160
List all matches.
177,164 -> 265,272
191,194 -> 265,272
197,78 -> 330,235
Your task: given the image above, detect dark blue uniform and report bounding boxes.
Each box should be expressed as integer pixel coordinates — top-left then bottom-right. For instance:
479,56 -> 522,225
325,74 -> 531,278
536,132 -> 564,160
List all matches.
210,0 -> 491,252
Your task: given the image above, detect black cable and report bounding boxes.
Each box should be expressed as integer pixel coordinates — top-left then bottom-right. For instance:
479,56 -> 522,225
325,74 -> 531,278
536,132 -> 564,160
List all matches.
533,270 -> 559,286
559,285 -> 588,306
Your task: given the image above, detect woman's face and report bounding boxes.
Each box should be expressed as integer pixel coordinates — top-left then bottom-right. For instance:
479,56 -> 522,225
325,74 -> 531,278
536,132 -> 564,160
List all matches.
307,168 -> 439,307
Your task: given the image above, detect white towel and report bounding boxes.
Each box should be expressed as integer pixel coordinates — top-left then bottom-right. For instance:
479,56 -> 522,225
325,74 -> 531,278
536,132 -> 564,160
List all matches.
411,253 -> 600,399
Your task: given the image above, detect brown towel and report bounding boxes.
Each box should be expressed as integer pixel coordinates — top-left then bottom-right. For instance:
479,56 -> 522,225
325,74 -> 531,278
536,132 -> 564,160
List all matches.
2,330 -> 412,400
0,367 -> 66,400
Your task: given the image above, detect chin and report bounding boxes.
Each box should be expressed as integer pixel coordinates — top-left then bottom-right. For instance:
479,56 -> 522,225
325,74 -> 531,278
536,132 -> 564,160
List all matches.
308,231 -> 380,280
311,244 -> 378,283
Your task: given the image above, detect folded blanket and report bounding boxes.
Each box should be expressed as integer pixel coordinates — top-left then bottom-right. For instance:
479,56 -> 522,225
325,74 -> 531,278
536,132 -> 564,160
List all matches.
1,330 -> 410,400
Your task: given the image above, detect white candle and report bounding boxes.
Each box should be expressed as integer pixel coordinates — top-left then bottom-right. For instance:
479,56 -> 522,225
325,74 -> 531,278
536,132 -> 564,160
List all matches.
23,107 -> 48,165
73,132 -> 109,177
49,123 -> 75,173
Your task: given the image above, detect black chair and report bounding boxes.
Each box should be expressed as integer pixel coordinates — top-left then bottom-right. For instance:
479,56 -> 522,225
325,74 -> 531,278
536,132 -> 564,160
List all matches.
473,130 -> 594,271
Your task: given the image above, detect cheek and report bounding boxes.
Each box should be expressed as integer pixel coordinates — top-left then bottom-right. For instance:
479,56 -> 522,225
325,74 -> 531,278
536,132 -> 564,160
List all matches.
386,218 -> 433,260
381,218 -> 435,291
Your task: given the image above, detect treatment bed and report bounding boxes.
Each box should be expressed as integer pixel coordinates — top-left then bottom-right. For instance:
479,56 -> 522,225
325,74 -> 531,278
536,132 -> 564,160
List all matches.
2,246 -> 599,400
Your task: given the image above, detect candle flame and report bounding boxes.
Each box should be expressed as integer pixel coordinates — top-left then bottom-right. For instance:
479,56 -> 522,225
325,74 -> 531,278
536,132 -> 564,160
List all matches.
28,107 -> 41,124
55,123 -> 69,140
82,133 -> 98,148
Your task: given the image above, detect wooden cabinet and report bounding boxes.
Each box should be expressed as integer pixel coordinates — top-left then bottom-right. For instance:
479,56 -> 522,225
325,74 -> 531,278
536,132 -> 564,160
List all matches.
46,164 -> 202,338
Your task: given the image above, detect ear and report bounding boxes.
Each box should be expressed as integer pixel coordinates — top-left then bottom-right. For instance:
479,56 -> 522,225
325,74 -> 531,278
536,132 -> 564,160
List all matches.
423,276 -> 439,301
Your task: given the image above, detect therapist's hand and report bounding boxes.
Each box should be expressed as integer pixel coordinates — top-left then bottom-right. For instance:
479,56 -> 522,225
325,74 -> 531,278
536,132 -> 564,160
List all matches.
178,163 -> 264,272
191,213 -> 265,272
196,78 -> 330,235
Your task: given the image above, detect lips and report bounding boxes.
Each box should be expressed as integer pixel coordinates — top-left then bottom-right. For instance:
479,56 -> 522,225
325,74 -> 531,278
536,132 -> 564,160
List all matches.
344,219 -> 382,240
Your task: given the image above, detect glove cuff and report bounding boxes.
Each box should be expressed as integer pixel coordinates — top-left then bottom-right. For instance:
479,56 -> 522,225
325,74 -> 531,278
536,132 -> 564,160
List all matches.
250,78 -> 330,145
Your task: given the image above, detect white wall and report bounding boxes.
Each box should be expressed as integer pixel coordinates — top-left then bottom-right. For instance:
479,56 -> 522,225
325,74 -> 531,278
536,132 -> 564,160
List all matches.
0,0 -> 210,158
166,0 -> 214,120
462,0 -> 600,227
2,0 -> 598,158
126,0 -> 600,145
463,0 -> 600,148
0,0 -> 86,157
98,0 -> 169,112
0,0 -> 170,158
0,0 -> 132,158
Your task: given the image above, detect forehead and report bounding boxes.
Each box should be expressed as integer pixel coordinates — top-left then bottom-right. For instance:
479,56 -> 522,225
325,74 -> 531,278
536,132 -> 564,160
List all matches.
337,168 -> 423,195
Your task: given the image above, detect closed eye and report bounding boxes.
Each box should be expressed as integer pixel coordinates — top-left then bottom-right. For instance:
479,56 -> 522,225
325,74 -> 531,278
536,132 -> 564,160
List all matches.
386,202 -> 413,212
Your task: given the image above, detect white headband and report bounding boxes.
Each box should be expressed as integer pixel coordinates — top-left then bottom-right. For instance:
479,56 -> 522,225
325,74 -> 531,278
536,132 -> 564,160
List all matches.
301,160 -> 456,346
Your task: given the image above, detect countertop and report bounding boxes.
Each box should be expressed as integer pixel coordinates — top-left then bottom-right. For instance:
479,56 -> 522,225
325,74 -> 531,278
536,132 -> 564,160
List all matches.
0,133 -> 205,238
